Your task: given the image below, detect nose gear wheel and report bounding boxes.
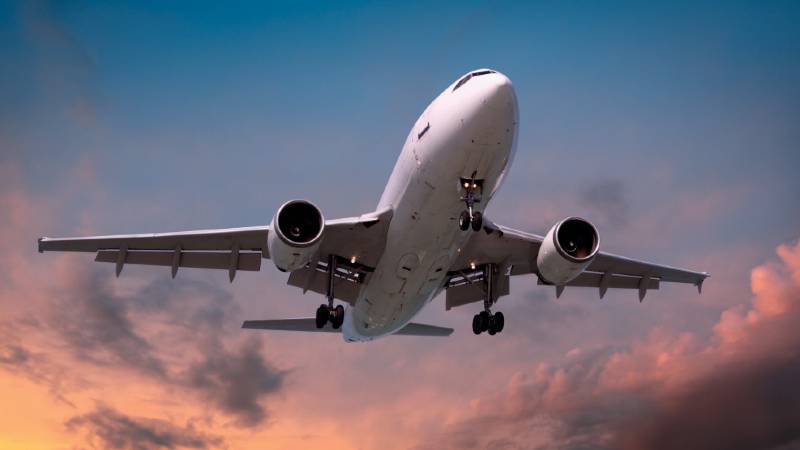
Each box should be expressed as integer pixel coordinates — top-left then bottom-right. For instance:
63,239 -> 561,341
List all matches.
459,172 -> 484,232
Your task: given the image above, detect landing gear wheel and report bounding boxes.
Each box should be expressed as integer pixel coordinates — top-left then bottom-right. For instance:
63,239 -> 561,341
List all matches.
478,311 -> 490,333
471,211 -> 483,231
331,304 -> 345,329
315,304 -> 329,329
493,311 -> 504,333
459,210 -> 471,231
472,314 -> 482,335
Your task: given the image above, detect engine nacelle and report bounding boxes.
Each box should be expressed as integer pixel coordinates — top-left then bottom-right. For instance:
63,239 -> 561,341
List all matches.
267,200 -> 325,272
536,217 -> 599,285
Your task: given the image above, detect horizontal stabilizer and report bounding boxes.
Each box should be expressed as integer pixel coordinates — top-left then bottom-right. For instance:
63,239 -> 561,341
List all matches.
242,318 -> 340,333
393,322 -> 454,337
242,318 -> 453,337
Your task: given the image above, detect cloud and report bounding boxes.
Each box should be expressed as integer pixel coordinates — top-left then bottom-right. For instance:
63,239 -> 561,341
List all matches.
419,238 -> 800,450
66,404 -> 223,450
183,338 -> 287,427
0,344 -> 30,365
0,162 -> 288,433
43,268 -> 287,427
50,268 -> 169,378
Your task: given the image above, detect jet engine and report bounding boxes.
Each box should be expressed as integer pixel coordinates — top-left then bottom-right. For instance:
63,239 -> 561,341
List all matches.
268,200 -> 325,272
536,217 -> 599,285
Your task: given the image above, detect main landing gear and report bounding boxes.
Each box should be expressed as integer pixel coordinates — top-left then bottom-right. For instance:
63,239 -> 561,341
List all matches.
472,263 -> 504,336
315,255 -> 345,329
459,173 -> 483,232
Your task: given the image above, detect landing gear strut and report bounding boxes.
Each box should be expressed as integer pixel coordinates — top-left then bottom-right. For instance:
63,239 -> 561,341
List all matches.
472,263 -> 504,336
459,173 -> 483,232
315,255 -> 345,329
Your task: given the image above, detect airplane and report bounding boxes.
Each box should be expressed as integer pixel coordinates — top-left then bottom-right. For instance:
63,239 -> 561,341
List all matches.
38,68 -> 709,342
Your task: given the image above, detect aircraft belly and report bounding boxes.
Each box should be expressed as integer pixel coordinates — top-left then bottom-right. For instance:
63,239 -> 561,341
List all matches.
348,72 -> 517,341
350,146 -> 509,339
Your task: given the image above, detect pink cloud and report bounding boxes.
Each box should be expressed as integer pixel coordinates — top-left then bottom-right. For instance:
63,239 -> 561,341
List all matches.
422,238 -> 800,450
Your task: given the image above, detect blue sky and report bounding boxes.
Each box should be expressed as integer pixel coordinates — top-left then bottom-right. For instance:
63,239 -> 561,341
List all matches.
1,2 -> 799,448
3,1 -> 798,245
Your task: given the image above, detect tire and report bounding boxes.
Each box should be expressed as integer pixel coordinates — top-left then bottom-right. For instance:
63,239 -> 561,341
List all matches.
471,211 -> 483,231
493,311 -> 504,333
459,210 -> 471,231
472,314 -> 482,335
332,304 -> 345,329
478,311 -> 490,332
315,304 -> 329,329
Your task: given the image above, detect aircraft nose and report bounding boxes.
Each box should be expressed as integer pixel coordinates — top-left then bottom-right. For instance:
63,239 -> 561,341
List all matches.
483,72 -> 516,112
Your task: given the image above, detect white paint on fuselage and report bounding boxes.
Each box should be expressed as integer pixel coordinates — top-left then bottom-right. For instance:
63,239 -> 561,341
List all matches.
342,69 -> 519,342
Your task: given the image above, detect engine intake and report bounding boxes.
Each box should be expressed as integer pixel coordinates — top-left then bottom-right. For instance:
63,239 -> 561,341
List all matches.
268,200 -> 325,272
536,217 -> 599,285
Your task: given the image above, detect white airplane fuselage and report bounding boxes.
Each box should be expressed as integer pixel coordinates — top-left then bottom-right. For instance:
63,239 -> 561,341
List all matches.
342,70 -> 518,341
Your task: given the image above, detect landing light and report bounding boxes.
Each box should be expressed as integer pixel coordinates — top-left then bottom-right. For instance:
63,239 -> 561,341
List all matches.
463,182 -> 470,188
350,256 -> 357,264
470,262 -> 476,270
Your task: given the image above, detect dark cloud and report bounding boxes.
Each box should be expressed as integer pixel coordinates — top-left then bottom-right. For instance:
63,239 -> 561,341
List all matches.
620,353 -> 800,450
52,270 -> 168,378
66,404 -> 223,450
129,275 -> 238,330
183,338 -> 286,427
0,344 -> 30,365
0,341 -> 77,406
415,240 -> 800,450
578,179 -> 629,228
42,268 -> 286,427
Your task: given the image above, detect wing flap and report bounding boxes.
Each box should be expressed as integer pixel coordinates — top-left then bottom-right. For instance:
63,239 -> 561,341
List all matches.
95,250 -> 261,271
539,271 -> 660,290
587,252 -> 707,284
286,262 -> 362,305
444,268 -> 510,310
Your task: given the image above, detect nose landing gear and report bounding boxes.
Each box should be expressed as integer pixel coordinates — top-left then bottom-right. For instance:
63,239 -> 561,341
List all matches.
471,263 -> 504,336
459,173 -> 484,232
315,254 -> 345,329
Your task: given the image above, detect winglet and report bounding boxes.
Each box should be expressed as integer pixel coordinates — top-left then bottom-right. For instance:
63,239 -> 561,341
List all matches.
556,285 -> 565,299
37,237 -> 44,253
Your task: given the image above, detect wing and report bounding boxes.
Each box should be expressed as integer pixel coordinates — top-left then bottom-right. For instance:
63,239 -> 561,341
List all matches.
37,207 -> 393,287
445,218 -> 708,309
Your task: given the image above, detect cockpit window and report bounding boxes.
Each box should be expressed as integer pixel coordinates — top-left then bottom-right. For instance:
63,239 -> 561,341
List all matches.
417,122 -> 430,139
452,70 -> 495,92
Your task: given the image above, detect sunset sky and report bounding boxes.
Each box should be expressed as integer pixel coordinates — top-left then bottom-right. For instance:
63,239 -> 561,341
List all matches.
1,1 -> 799,449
